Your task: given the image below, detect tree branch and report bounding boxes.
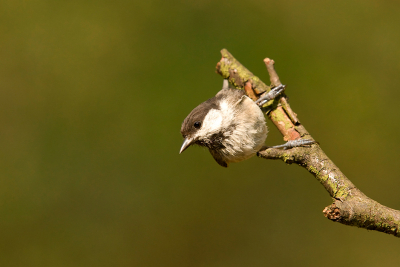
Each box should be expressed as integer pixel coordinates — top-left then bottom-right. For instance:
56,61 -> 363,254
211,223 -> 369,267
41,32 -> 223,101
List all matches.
215,49 -> 400,238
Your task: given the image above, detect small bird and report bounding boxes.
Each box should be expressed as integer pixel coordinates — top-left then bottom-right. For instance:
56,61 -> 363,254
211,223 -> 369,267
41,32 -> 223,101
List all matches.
180,80 -> 315,167
180,80 -> 279,167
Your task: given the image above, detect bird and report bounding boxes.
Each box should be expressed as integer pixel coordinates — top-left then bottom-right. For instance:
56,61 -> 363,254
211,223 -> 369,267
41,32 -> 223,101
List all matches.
179,80 -> 316,167
179,80 -> 277,167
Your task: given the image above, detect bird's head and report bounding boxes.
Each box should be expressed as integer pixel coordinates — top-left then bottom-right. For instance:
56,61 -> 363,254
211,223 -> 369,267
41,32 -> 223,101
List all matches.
180,97 -> 223,153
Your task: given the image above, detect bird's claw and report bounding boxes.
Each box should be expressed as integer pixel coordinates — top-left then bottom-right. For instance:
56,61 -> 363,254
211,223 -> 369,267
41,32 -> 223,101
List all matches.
270,139 -> 317,149
255,84 -> 286,106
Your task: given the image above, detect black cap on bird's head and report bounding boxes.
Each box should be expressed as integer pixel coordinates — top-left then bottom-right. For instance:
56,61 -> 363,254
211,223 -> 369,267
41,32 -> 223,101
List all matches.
179,97 -> 219,154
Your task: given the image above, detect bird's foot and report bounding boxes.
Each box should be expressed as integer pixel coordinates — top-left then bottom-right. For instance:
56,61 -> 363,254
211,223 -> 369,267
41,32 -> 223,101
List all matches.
270,139 -> 316,150
255,84 -> 286,106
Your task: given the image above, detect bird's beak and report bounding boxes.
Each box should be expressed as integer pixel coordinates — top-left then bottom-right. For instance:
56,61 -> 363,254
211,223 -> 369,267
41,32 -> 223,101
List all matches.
179,138 -> 193,154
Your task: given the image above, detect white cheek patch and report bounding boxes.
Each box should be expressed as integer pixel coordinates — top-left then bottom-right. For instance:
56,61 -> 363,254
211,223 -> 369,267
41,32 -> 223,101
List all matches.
196,108 -> 222,137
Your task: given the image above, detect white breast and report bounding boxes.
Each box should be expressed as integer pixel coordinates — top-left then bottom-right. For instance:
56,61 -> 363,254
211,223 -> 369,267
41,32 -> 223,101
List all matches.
219,96 -> 268,163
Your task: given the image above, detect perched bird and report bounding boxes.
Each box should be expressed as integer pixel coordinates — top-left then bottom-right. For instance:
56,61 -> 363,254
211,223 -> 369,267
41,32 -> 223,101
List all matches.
180,80 -> 315,167
179,80 -> 279,167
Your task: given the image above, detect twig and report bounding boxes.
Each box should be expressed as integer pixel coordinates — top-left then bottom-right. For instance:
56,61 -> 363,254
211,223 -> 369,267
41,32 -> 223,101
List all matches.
215,49 -> 400,238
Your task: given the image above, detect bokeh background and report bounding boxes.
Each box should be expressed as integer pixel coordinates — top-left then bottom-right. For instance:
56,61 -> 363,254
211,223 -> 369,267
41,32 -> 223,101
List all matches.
1,1 -> 400,266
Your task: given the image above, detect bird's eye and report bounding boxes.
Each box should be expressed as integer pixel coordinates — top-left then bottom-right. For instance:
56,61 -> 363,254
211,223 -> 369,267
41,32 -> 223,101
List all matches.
194,121 -> 201,129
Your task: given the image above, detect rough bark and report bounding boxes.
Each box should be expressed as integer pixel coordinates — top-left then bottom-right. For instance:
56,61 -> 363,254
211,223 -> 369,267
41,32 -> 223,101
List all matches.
215,49 -> 400,238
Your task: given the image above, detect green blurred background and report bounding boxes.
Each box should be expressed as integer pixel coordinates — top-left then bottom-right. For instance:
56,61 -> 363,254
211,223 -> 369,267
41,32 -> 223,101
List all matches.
1,0 -> 400,266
